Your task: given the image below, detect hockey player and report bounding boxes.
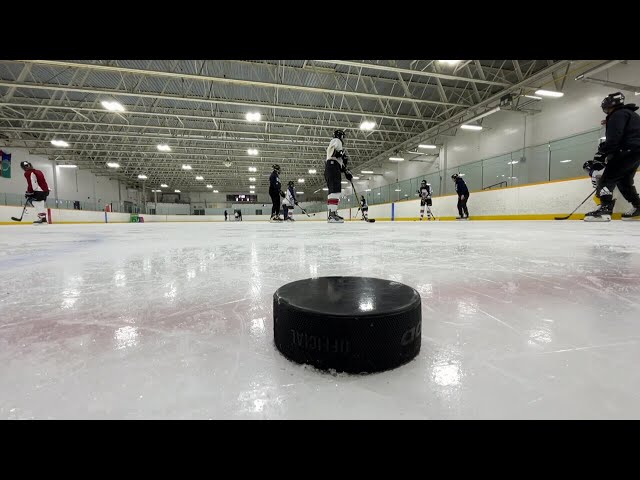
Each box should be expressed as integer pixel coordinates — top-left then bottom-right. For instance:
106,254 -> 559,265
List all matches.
451,173 -> 469,219
269,164 -> 283,221
282,180 -> 298,221
20,161 -> 50,224
325,129 -> 353,223
417,179 -> 433,221
585,92 -> 640,221
359,195 -> 369,221
583,144 -> 614,222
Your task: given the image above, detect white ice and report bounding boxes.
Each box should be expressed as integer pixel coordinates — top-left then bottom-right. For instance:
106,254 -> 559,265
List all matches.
1,221 -> 640,419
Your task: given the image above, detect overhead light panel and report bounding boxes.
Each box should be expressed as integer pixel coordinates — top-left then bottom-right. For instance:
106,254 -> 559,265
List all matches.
51,139 -> 69,147
249,177 -> 256,182
248,167 -> 257,172
461,124 -> 483,131
101,100 -> 125,112
524,95 -> 542,100
418,144 -> 437,149
174,189 -> 181,193
138,174 -> 148,179
297,191 -> 304,194
298,178 -> 305,183
352,176 -> 360,180
440,60 -> 460,65
247,148 -> 259,155
535,89 -> 564,98
322,188 -> 328,191
389,157 -> 405,161
160,184 -> 169,188
157,144 -> 171,152
361,170 -> 374,174
308,169 -> 317,174
560,159 -> 572,163
57,164 -> 77,168
365,189 -> 371,192
195,176 -> 204,180
360,121 -> 376,130
463,107 -> 500,126
246,112 -> 261,122
206,185 -> 213,188
213,190 -> 219,193
106,162 -> 120,168
182,164 -> 192,170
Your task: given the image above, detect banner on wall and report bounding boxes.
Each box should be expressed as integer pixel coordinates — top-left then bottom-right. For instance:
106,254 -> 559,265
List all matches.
1,151 -> 11,178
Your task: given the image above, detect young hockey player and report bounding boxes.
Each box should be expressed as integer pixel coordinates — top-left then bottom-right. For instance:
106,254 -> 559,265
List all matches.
417,179 -> 433,221
20,161 -> 50,224
324,129 -> 353,223
583,147 -> 615,222
282,180 -> 298,221
359,195 -> 369,221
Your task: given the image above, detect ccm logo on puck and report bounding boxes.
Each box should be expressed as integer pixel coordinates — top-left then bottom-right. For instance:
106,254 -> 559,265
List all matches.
401,323 -> 421,346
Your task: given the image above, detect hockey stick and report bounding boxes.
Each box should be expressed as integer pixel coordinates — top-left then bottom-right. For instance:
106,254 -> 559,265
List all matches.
426,205 -> 438,221
554,189 -> 597,220
349,179 -> 375,223
296,203 -> 315,217
11,199 -> 31,222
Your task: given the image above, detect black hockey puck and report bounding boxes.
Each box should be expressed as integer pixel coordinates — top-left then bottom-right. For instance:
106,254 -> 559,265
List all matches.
273,277 -> 421,374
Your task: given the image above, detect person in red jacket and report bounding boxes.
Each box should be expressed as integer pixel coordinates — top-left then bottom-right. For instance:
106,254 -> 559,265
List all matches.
20,161 -> 50,224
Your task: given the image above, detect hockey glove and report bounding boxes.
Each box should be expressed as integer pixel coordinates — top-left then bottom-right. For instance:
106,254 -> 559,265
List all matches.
345,169 -> 353,181
279,191 -> 285,198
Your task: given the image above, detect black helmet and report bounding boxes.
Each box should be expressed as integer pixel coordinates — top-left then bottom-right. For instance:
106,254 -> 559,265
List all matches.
421,179 -> 427,185
361,195 -> 365,200
451,173 -> 459,179
334,129 -> 345,140
20,161 -> 32,171
601,92 -> 624,113
583,159 -> 605,174
288,180 -> 294,187
272,164 -> 281,172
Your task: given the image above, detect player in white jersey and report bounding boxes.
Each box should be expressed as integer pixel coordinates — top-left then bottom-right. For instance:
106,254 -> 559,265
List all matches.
324,129 -> 353,223
417,180 -> 433,221
583,148 -> 614,222
282,181 -> 298,221
359,195 -> 369,221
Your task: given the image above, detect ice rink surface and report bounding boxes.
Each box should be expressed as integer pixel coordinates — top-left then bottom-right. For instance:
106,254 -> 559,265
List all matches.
1,220 -> 639,419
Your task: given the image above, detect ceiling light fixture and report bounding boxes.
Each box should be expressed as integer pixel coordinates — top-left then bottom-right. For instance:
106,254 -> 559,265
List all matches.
101,100 -> 125,112
535,89 -> 564,98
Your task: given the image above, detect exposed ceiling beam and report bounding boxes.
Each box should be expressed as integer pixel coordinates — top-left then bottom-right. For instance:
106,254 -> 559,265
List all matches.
0,101 -> 433,133
0,81 -> 430,123
319,60 -> 511,87
0,117 -> 391,145
15,60 -> 465,107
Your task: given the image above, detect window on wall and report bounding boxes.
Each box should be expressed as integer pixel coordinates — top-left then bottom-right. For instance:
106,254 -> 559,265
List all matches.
226,194 -> 257,202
